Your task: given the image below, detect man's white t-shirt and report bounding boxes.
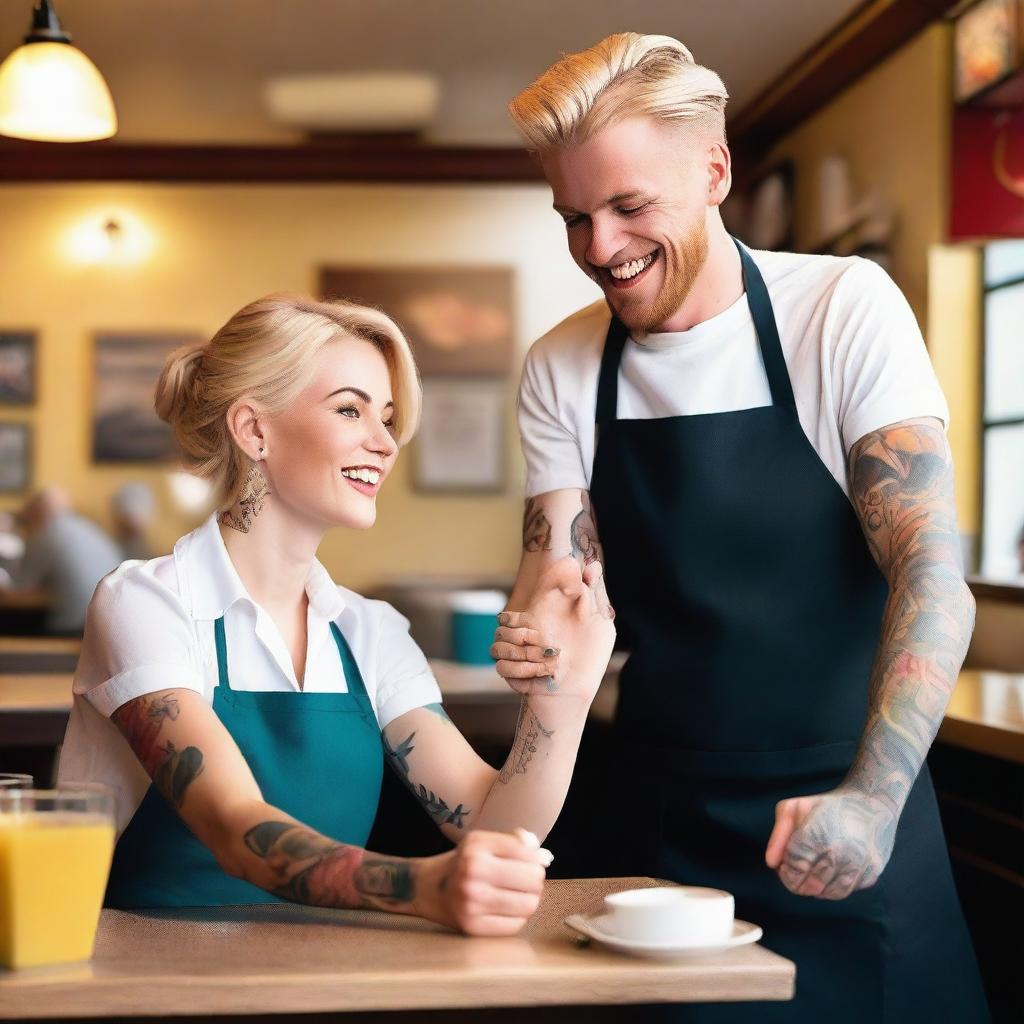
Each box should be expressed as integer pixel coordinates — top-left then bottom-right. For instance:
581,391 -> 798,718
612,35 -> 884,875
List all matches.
517,249 -> 949,499
58,514 -> 442,833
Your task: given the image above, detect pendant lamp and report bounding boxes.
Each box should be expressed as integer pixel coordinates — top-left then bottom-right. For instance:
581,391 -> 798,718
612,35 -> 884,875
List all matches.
0,0 -> 116,142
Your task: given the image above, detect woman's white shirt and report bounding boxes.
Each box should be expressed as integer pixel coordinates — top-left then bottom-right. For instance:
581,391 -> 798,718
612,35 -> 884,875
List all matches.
58,514 -> 442,832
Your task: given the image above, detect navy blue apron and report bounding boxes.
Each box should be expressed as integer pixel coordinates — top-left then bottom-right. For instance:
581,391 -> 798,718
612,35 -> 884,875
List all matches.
105,615 -> 383,908
587,240 -> 989,1021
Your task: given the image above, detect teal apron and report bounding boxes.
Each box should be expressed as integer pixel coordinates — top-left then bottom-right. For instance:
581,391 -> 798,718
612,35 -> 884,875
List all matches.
105,615 -> 383,908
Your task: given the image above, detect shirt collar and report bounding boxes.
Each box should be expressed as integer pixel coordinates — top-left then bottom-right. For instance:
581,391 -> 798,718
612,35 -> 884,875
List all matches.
175,514 -> 346,622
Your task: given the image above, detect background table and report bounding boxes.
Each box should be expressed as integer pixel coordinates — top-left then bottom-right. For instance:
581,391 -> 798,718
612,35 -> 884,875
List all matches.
0,878 -> 794,1020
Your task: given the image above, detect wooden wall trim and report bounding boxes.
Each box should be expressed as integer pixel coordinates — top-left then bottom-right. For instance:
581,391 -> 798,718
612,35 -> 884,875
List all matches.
0,140 -> 543,184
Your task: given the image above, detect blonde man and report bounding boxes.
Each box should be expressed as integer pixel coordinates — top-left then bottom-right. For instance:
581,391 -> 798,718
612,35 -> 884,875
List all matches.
492,33 -> 988,1022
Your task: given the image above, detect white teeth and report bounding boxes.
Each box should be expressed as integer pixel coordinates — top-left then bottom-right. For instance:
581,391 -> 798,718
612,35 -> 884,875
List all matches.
342,468 -> 381,485
609,252 -> 656,280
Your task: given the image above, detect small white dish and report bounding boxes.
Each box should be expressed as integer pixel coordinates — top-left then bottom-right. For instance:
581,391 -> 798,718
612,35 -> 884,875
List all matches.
564,912 -> 763,959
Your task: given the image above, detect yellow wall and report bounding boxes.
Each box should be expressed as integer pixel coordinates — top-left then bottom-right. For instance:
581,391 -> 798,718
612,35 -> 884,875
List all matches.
0,183 -> 599,592
767,24 -> 985,546
927,245 -> 982,538
767,24 -> 952,328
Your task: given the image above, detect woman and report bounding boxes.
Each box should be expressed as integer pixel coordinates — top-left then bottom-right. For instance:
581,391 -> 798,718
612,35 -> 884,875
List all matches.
58,294 -> 614,934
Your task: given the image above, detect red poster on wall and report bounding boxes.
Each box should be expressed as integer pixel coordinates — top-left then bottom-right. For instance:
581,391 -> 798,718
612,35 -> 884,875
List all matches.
951,107 -> 1024,239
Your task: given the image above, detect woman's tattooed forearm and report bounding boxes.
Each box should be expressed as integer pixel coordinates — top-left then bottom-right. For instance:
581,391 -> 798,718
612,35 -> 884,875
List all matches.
113,693 -> 204,808
845,420 -> 975,813
243,821 -> 414,908
382,730 -> 471,828
498,698 -> 555,784
523,497 -> 553,552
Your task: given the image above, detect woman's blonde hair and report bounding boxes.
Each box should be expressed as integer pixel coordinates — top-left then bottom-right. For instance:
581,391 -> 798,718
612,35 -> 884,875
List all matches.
508,32 -> 728,152
155,294 -> 421,508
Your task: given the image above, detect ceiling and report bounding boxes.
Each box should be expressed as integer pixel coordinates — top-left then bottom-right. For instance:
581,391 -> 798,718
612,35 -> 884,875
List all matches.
0,0 -> 867,144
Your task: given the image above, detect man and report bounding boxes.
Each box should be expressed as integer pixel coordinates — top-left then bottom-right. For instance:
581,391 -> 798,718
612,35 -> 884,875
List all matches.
490,32 -> 988,1022
7,486 -> 123,634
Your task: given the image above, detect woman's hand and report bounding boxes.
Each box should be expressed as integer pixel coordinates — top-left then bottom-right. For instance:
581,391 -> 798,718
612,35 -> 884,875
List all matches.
414,829 -> 548,935
490,557 -> 615,702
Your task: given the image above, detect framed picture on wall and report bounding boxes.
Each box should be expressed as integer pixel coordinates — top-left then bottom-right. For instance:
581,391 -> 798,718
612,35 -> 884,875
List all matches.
412,378 -> 506,493
319,266 -> 515,378
0,332 -> 36,406
0,422 -> 31,493
92,332 -> 198,463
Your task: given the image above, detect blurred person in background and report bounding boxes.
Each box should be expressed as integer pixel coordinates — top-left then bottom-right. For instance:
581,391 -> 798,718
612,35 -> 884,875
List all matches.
111,482 -> 156,561
0,510 -> 24,588
4,485 -> 122,635
58,294 -> 615,933
494,32 -> 988,1023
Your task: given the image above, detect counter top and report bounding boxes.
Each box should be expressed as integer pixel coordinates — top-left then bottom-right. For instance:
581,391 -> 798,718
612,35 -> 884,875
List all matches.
0,878 -> 794,1018
937,670 -> 1024,764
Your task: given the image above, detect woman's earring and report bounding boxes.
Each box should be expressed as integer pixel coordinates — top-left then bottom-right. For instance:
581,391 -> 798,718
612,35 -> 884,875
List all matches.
221,459 -> 270,534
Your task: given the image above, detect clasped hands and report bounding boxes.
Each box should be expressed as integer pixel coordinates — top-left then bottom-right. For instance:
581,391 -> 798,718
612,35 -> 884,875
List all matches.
490,557 -> 615,703
492,577 -> 897,900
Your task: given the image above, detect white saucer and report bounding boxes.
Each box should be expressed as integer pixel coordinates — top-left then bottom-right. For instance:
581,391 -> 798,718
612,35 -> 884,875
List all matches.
563,913 -> 763,959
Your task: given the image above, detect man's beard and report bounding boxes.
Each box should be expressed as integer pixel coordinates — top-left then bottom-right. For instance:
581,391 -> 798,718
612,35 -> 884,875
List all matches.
612,219 -> 709,335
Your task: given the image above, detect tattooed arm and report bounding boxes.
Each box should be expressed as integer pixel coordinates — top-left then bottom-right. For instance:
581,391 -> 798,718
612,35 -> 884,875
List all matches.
766,417 -> 975,899
508,489 -> 613,617
112,687 -> 545,933
384,560 -> 614,842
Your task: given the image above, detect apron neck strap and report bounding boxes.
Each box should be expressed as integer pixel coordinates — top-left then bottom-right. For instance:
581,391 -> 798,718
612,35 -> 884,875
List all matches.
214,616 -> 232,691
330,622 -> 370,700
734,238 -> 796,412
594,237 -> 797,426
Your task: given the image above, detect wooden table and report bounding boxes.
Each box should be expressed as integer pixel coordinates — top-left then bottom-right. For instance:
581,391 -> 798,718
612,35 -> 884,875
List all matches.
937,670 -> 1024,764
0,673 -> 73,747
0,878 -> 794,1019
0,635 -> 80,674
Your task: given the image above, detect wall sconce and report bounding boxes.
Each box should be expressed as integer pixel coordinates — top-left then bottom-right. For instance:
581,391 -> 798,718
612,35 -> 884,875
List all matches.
65,211 -> 154,266
0,0 -> 117,142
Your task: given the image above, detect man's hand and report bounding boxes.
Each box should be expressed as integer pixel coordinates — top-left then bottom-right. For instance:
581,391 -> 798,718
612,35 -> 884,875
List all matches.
491,557 -> 615,700
765,788 -> 897,900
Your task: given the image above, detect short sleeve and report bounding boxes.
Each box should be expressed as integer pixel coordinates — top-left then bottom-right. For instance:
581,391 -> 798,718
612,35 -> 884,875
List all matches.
372,602 -> 442,729
516,344 -> 590,497
828,258 -> 950,453
73,566 -> 205,718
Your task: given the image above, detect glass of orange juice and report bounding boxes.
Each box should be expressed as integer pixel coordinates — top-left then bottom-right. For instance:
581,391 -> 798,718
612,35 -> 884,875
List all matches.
0,787 -> 115,969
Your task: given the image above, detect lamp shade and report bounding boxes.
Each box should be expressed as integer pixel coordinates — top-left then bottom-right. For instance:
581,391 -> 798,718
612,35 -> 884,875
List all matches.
0,40 -> 116,142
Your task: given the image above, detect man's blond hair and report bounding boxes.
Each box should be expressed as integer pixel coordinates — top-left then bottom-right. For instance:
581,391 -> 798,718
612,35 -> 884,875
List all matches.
508,32 -> 728,152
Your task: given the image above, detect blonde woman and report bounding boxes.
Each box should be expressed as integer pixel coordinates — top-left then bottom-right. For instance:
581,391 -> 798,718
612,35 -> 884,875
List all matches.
58,294 -> 614,933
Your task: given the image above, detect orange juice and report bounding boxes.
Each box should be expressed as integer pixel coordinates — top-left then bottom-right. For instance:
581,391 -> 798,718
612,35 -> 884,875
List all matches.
0,811 -> 115,969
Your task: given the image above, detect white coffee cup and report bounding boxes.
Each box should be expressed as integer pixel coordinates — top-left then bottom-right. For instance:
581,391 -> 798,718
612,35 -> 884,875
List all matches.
602,886 -> 735,945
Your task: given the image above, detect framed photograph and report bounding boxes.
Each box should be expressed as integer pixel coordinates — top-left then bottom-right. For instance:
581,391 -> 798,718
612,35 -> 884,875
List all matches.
92,332 -> 198,463
0,422 -> 31,493
954,0 -> 1019,103
0,332 -> 36,405
412,378 -> 505,493
320,266 -> 515,378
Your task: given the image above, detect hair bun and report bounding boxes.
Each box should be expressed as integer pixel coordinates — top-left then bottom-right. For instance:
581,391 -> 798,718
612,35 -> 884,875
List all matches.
154,340 -> 205,426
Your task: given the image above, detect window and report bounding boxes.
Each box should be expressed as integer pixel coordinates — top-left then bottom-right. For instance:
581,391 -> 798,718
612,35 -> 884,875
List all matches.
981,241 -> 1024,578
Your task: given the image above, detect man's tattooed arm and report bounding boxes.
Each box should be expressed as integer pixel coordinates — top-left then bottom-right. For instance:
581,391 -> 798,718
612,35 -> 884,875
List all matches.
523,497 -> 553,553
771,419 -> 975,899
243,820 -> 416,910
844,418 -> 975,809
569,492 -> 605,568
113,692 -> 204,808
